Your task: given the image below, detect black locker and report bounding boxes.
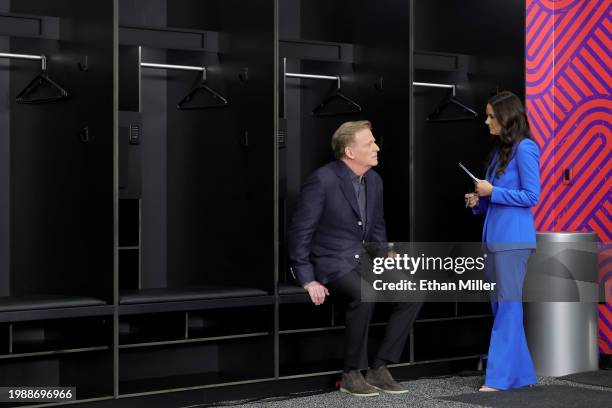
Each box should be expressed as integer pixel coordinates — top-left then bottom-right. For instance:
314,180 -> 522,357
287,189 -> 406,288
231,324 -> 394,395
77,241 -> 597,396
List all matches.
0,0 -> 115,403
412,0 -> 526,242
116,0 -> 275,395
277,0 -> 416,376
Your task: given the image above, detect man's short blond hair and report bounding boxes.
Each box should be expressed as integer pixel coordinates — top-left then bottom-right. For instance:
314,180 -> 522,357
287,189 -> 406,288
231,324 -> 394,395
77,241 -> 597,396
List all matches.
331,120 -> 372,160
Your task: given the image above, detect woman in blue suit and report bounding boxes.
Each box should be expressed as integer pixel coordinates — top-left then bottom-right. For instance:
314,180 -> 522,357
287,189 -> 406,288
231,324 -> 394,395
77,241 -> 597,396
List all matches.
465,91 -> 540,392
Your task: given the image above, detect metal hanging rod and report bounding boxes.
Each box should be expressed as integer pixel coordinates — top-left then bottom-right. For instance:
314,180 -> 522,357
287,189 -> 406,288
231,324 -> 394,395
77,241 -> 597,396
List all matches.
141,62 -> 205,72
141,62 -> 207,79
413,82 -> 455,96
0,52 -> 47,70
286,72 -> 341,89
141,62 -> 229,109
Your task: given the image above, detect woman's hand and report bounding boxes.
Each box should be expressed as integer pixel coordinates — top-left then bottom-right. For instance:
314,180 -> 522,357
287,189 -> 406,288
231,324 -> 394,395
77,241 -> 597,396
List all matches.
474,179 -> 493,197
465,193 -> 479,208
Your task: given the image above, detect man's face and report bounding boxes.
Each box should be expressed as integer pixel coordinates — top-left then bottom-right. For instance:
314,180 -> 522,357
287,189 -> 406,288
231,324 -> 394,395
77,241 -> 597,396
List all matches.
346,128 -> 379,168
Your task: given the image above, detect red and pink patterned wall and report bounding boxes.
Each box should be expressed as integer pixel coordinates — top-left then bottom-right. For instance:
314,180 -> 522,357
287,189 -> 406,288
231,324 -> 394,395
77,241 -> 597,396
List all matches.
526,0 -> 611,354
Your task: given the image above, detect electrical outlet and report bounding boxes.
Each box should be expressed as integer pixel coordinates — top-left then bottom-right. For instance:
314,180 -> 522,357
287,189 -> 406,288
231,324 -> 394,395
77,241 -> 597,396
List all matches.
563,168 -> 573,185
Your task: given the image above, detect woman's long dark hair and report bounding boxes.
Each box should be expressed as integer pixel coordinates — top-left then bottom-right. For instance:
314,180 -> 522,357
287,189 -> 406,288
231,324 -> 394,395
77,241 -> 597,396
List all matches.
486,91 -> 533,178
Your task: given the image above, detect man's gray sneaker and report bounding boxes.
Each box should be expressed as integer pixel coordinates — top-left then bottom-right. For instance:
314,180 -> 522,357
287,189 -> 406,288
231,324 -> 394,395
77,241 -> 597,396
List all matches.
340,370 -> 379,397
365,365 -> 409,394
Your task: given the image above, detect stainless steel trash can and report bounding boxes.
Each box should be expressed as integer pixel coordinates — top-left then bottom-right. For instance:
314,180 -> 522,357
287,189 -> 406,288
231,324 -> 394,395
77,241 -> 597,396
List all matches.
524,232 -> 599,377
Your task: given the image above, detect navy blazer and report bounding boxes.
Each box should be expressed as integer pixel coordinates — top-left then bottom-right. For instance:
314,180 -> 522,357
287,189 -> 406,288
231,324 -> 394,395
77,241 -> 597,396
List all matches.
473,138 -> 541,251
287,161 -> 387,286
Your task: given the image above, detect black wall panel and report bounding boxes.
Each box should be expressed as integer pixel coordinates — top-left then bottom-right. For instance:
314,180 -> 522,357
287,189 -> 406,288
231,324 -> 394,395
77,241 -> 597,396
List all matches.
119,0 -> 166,27
165,0 -> 274,290
6,0 -> 114,299
349,0 -> 413,242
412,0 -> 525,242
0,0 -> 9,296
140,47 -> 168,289
118,0 -> 274,291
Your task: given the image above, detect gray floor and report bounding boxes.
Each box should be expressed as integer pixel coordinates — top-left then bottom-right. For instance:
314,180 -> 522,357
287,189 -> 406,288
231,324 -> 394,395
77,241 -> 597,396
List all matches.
210,375 -> 612,408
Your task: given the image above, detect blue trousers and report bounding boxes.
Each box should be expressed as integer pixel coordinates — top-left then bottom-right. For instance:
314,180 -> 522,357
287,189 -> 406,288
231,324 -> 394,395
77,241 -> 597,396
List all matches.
484,249 -> 537,390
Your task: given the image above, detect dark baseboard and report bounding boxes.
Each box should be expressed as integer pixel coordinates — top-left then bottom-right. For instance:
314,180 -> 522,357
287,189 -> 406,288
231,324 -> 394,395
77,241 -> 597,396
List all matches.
75,358 -> 480,408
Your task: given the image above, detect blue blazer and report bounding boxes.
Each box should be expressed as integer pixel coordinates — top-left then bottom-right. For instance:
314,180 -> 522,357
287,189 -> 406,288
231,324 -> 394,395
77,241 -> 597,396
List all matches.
473,138 -> 541,252
287,161 -> 387,286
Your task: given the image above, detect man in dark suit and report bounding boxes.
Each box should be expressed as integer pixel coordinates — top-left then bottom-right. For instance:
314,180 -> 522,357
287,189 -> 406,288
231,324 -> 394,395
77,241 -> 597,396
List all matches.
288,121 -> 422,397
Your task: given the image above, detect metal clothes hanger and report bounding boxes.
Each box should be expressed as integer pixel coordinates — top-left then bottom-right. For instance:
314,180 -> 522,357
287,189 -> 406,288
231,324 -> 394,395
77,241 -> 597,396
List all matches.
16,72 -> 69,104
413,82 -> 478,122
285,70 -> 362,117
427,90 -> 478,122
177,79 -> 229,110
140,62 -> 229,110
312,81 -> 362,116
0,53 -> 69,104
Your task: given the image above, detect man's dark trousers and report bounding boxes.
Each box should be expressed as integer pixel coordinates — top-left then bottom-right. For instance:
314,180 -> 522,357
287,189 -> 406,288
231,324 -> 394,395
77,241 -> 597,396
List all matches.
326,267 -> 423,372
